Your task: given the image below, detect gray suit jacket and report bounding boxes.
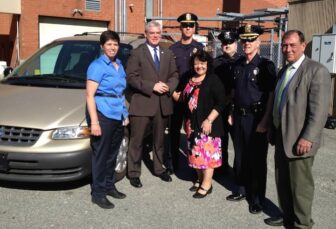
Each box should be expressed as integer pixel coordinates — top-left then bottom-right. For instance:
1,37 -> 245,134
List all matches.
278,57 -> 331,158
126,43 -> 179,116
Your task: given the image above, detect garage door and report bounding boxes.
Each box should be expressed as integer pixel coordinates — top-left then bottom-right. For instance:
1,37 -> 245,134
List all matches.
39,17 -> 107,47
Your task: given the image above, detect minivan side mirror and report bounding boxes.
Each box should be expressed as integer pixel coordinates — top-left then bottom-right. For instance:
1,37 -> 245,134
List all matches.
3,67 -> 13,77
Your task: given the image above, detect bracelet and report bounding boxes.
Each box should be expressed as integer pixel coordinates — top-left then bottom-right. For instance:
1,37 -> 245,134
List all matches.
91,122 -> 99,125
206,118 -> 213,124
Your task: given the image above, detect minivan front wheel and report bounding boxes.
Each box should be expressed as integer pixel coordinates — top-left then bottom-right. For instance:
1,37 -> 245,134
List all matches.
115,128 -> 129,182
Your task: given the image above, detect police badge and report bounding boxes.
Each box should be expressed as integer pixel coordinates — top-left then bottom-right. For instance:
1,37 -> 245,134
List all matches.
253,67 -> 259,75
186,13 -> 191,21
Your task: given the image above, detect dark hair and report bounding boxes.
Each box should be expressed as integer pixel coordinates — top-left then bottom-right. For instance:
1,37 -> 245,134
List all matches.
282,30 -> 305,43
100,30 -> 120,46
190,49 -> 213,75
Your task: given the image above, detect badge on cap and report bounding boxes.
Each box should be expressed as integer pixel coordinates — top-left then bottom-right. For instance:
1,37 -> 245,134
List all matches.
224,32 -> 231,40
245,24 -> 252,33
186,13 -> 191,21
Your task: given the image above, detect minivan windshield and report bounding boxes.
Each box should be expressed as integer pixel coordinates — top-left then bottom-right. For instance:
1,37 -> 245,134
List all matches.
2,40 -> 133,89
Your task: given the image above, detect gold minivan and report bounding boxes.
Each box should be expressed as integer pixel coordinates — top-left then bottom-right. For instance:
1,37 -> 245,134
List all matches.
0,33 -> 172,182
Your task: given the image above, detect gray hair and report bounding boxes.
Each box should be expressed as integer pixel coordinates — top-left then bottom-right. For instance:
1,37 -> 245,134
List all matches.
145,20 -> 162,32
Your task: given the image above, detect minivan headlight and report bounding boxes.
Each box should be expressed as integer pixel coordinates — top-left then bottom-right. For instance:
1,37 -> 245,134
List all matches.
52,126 -> 91,139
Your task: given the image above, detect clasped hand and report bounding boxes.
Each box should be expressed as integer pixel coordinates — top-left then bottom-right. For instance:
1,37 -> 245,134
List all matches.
153,81 -> 169,94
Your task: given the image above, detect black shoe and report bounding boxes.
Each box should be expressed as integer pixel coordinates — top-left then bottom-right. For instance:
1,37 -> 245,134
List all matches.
193,186 -> 213,198
264,217 -> 284,226
107,189 -> 126,199
158,171 -> 172,182
189,180 -> 201,192
129,177 -> 143,188
166,168 -> 174,175
91,196 -> 114,209
226,193 -> 246,202
249,203 -> 263,214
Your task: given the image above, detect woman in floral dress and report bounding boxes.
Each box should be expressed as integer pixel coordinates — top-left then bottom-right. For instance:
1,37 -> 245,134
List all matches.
173,49 -> 226,198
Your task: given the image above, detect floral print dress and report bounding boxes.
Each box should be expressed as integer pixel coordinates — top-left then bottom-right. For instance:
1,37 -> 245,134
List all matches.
183,80 -> 222,169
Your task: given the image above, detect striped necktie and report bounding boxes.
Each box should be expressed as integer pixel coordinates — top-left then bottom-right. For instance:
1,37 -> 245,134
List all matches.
153,47 -> 160,72
273,65 -> 294,128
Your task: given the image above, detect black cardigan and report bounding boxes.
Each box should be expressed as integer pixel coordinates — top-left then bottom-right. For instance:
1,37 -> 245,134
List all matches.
181,73 -> 226,137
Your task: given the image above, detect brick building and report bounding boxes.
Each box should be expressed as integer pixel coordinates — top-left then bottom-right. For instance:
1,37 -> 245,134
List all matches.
0,0 -> 287,68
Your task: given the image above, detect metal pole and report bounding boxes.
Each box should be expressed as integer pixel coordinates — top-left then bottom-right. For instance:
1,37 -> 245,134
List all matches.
270,28 -> 274,63
114,0 -> 117,31
121,0 -> 124,32
160,0 -> 163,17
277,19 -> 283,69
119,0 -> 122,32
146,0 -> 153,21
124,0 -> 127,32
16,15 -> 20,65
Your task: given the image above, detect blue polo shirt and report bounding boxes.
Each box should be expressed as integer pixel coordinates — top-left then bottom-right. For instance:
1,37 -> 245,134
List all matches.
87,54 -> 128,120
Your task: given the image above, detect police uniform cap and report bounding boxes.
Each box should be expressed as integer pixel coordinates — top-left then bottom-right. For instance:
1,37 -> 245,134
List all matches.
238,24 -> 263,40
218,29 -> 238,43
177,12 -> 198,23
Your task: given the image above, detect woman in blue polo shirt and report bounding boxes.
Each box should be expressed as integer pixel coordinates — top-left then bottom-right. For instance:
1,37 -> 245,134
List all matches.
86,30 -> 128,209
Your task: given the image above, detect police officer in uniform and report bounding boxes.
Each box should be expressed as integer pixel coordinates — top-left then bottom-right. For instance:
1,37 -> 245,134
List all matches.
226,24 -> 276,214
214,29 -> 240,172
168,12 -> 203,174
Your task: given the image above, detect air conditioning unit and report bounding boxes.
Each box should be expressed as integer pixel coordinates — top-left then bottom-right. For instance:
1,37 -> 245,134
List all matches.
312,34 -> 336,74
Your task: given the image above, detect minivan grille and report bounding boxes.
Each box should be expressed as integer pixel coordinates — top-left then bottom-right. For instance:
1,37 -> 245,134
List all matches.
0,126 -> 42,146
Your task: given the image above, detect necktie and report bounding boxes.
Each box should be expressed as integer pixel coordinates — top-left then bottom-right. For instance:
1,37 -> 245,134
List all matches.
153,47 -> 160,72
273,65 -> 294,128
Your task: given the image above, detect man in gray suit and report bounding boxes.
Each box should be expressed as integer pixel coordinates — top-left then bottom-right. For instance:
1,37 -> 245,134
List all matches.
265,30 -> 331,228
126,21 -> 179,188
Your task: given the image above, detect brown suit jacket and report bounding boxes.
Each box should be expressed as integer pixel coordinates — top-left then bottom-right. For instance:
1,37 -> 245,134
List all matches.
277,57 -> 331,158
126,43 -> 179,116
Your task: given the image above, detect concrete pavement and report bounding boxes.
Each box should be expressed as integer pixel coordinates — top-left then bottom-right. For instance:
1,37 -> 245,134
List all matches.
0,129 -> 335,229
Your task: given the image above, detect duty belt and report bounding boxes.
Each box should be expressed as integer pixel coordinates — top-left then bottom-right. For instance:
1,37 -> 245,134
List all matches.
95,93 -> 124,98
233,102 -> 263,116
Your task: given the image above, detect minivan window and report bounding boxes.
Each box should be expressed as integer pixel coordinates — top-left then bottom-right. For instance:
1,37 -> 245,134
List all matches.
2,40 -> 133,89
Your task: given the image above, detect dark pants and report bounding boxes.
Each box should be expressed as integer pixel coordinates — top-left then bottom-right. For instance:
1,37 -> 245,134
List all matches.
232,112 -> 268,204
90,112 -> 124,199
275,130 -> 315,229
221,110 -> 233,167
168,102 -> 184,170
128,111 -> 168,178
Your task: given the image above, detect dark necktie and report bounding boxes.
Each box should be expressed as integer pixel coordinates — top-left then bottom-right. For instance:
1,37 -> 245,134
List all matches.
153,47 -> 160,72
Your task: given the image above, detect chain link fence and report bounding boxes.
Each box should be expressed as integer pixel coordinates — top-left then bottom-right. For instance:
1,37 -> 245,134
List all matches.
260,41 -> 283,70
208,40 -> 283,70
207,29 -> 284,71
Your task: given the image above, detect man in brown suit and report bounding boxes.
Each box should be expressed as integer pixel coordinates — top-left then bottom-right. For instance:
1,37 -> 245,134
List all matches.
265,30 -> 331,228
126,20 -> 179,188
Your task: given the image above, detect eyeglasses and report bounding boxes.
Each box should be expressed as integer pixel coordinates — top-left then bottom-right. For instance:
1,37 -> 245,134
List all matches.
241,37 -> 257,43
181,23 -> 195,28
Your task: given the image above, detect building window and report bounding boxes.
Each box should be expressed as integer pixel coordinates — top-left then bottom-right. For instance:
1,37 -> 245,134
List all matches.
85,0 -> 101,11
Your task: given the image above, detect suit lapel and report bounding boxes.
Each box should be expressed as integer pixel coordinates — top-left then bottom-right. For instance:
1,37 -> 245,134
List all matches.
283,58 -> 308,105
158,46 -> 165,76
